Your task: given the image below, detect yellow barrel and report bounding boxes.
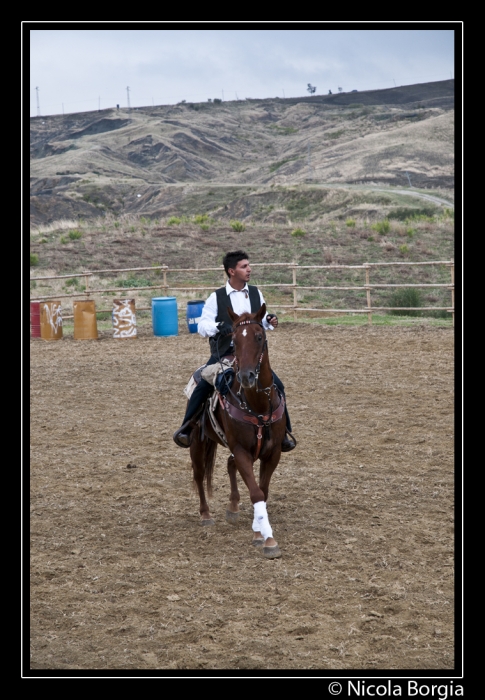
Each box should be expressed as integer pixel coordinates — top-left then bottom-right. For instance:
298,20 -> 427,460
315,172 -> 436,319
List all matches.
73,300 -> 98,340
40,301 -> 63,340
113,298 -> 137,338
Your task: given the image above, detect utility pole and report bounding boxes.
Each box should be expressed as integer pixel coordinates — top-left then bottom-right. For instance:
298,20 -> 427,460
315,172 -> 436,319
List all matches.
36,87 -> 41,117
126,86 -> 131,109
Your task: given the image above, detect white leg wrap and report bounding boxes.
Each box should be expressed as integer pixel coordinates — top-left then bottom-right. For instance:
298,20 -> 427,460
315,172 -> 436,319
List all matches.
252,501 -> 273,540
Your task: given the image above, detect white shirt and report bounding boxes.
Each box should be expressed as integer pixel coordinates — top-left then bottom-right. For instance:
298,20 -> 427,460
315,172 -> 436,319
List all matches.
197,280 -> 274,338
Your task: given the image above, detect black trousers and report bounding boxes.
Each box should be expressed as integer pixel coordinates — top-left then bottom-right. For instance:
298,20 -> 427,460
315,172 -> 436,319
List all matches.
182,354 -> 292,432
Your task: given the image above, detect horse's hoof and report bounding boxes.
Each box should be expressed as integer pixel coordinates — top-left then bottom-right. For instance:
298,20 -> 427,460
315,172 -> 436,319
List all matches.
200,518 -> 215,526
263,545 -> 282,559
251,538 -> 264,547
225,509 -> 239,524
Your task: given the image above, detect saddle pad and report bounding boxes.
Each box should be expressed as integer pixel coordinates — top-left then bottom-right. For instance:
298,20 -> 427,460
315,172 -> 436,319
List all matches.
183,364 -> 207,399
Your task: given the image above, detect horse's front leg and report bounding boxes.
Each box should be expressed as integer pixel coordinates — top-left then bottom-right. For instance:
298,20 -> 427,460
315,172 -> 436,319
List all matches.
256,448 -> 283,558
225,453 -> 240,524
232,445 -> 281,558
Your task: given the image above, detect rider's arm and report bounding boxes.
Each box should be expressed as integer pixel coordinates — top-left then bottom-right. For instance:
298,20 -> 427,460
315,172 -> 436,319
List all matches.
258,290 -> 275,330
197,291 -> 220,338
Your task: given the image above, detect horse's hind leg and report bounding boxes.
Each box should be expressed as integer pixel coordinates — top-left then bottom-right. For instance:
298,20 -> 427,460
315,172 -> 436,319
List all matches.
225,454 -> 240,524
190,432 -> 215,526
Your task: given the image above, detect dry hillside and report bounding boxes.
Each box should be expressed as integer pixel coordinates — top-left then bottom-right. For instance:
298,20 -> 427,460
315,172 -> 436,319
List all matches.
30,80 -> 454,227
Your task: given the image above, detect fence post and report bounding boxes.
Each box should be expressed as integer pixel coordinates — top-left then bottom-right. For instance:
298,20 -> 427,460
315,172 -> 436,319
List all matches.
365,265 -> 372,325
85,273 -> 90,296
291,263 -> 298,321
163,267 -> 168,295
450,260 -> 454,327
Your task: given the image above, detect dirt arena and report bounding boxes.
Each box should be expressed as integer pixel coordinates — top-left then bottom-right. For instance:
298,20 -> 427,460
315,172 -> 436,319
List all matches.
29,322 -> 455,673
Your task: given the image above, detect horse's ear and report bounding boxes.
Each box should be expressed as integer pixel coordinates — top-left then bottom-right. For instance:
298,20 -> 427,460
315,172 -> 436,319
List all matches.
227,307 -> 238,323
254,303 -> 266,322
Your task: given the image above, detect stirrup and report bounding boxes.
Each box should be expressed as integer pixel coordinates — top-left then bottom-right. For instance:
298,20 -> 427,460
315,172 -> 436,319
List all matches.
173,422 -> 194,448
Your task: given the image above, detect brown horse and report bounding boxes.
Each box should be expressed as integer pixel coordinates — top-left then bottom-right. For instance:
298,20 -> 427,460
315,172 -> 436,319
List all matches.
189,303 -> 286,559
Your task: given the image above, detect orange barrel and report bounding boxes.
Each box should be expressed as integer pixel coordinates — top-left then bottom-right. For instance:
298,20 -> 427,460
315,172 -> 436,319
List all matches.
30,301 -> 41,337
112,298 -> 137,338
73,300 -> 98,340
40,301 -> 63,340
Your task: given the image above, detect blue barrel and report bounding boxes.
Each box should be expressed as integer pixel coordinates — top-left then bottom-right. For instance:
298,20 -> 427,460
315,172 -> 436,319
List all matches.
186,300 -> 205,334
152,297 -> 178,337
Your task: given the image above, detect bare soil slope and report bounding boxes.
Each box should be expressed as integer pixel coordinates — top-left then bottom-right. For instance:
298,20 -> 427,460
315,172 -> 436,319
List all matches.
30,323 -> 454,672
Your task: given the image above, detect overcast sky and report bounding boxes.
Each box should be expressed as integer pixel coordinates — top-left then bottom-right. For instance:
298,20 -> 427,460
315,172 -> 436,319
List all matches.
27,25 -> 458,118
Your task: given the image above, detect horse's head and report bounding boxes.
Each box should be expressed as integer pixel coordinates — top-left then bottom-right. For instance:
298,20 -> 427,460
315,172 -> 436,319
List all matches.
228,303 -> 267,389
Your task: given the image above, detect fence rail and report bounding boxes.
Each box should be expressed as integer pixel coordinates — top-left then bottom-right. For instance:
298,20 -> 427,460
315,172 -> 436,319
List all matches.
30,260 -> 455,325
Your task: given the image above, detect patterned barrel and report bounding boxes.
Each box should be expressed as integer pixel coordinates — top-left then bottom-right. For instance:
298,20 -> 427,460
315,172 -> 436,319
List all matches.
113,298 -> 137,338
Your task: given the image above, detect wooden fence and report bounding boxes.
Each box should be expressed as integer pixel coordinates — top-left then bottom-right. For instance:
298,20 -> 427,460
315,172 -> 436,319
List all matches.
30,260 -> 455,325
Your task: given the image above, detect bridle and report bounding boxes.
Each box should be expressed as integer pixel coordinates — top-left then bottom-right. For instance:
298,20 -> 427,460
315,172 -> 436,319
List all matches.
232,320 -> 268,393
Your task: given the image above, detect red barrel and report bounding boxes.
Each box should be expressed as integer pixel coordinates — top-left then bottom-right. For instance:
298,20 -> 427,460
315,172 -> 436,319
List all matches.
30,302 -> 41,337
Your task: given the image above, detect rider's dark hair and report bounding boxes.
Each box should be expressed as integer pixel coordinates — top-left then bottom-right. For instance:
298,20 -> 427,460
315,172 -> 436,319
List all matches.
222,250 -> 249,277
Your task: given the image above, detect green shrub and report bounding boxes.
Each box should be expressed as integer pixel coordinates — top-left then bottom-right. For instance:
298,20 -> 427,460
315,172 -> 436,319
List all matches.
167,216 -> 181,225
30,253 -> 39,266
291,227 -> 306,238
114,221 -> 120,228
346,218 -> 356,227
60,236 -> 68,244
230,220 -> 245,232
371,219 -> 390,235
65,277 -> 80,287
193,214 -> 209,224
200,224 -> 210,231
399,244 -> 409,254
406,228 -> 415,238
388,288 -> 423,316
68,229 -> 82,240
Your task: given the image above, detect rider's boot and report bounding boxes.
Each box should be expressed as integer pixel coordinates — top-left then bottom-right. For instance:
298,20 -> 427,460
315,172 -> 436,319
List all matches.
281,405 -> 297,452
173,379 -> 212,448
272,373 -> 296,453
173,419 -> 196,448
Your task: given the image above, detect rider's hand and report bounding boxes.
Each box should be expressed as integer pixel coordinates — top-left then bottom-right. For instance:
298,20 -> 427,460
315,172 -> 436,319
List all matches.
266,314 -> 278,328
217,322 -> 233,337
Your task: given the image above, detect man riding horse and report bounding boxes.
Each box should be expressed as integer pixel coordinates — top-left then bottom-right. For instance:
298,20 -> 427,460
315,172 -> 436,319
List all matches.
173,250 -> 296,452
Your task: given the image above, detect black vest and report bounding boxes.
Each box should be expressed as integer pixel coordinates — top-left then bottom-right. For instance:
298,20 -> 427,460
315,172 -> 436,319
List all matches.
209,284 -> 261,357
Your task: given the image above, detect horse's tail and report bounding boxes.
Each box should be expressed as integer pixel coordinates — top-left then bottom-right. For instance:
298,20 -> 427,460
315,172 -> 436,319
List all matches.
203,436 -> 217,497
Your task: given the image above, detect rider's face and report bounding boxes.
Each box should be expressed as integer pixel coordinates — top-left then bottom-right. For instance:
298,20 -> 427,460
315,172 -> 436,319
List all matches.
229,259 -> 251,285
